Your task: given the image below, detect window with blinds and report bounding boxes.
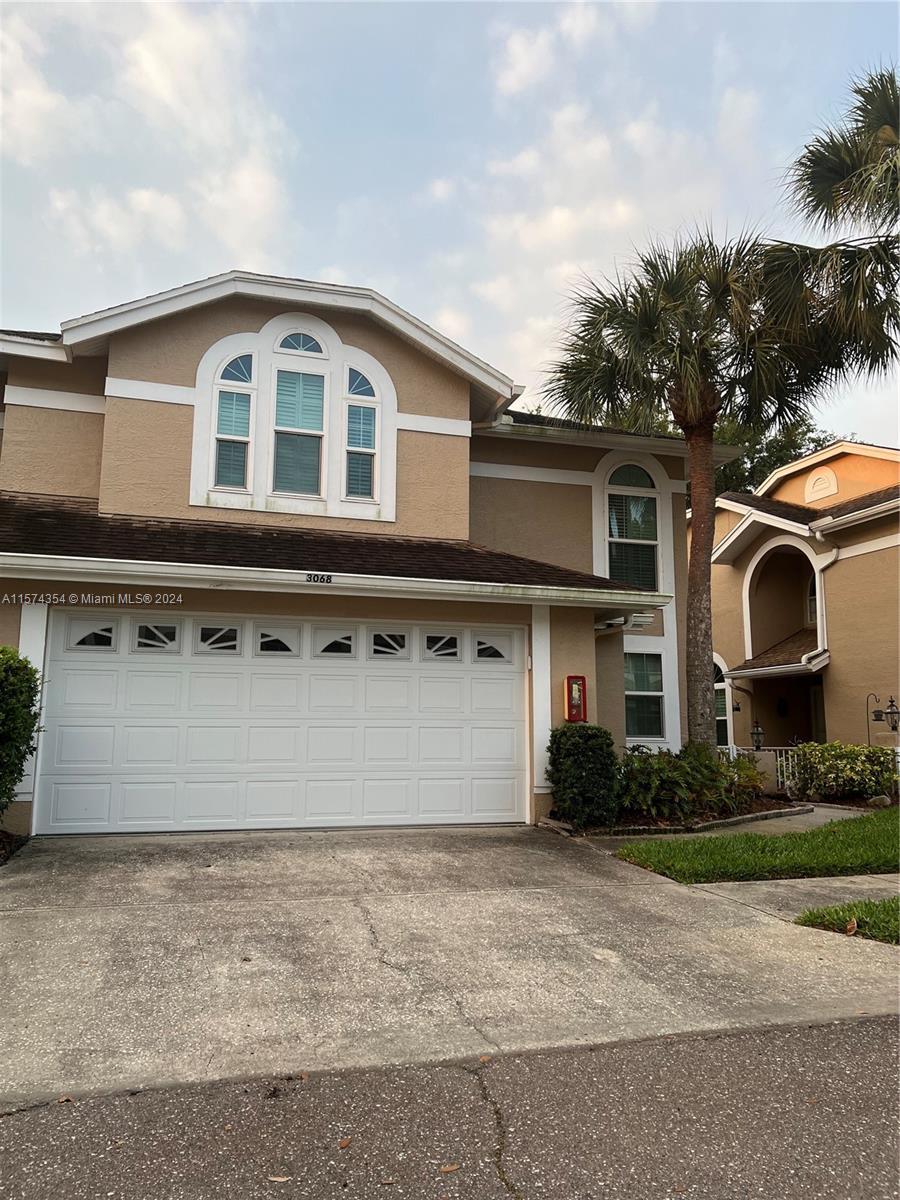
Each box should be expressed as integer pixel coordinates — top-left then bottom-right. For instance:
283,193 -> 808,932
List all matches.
607,480 -> 658,590
214,389 -> 251,488
346,403 -> 376,499
624,652 -> 664,739
273,371 -> 325,495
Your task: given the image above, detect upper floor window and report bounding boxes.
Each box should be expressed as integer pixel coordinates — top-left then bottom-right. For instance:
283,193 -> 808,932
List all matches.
192,313 -> 398,521
607,464 -> 658,590
806,574 -> 817,627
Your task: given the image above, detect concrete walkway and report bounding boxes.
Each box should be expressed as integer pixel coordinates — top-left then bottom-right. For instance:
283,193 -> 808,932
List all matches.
590,803 -> 868,850
696,872 -> 899,920
1,826 -> 897,1111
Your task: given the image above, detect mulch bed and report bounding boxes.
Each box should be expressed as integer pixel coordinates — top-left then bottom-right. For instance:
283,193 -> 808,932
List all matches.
0,831 -> 27,867
548,797 -> 805,833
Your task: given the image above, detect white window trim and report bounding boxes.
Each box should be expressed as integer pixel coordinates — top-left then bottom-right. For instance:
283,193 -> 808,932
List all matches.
592,452 -> 682,751
623,648 -> 666,743
211,366 -> 256,495
713,653 -> 734,748
190,312 -> 397,521
344,398 -> 379,502
270,360 -> 329,501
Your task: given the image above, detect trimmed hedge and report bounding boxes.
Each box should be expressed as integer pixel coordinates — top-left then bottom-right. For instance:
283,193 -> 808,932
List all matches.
0,646 -> 41,815
546,724 -> 620,828
786,741 -> 897,801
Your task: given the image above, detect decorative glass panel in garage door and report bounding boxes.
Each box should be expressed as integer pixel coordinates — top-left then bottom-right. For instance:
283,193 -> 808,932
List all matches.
34,613 -> 527,834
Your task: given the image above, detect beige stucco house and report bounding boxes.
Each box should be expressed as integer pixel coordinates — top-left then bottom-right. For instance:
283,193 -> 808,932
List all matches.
708,441 -> 900,752
0,271 -> 733,837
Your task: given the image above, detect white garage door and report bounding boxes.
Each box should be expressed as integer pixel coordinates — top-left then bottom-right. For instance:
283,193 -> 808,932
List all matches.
34,611 -> 527,834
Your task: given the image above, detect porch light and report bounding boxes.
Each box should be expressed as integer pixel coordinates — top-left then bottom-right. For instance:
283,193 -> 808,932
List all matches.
750,721 -> 765,752
886,697 -> 900,734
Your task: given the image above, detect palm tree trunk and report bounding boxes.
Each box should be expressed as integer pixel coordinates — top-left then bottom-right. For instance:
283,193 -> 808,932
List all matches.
683,423 -> 717,747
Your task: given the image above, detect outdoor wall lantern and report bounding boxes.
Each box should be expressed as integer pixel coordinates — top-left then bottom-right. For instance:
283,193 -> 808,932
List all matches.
885,697 -> 900,734
750,721 -> 765,752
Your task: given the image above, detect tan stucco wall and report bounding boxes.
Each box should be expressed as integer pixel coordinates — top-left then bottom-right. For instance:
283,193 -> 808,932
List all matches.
0,405 -> 104,498
595,630 -> 626,747
6,355 -> 108,396
0,602 -> 21,647
821,546 -> 900,746
107,299 -> 469,420
549,607 -> 598,727
0,801 -> 31,836
750,549 -> 812,655
471,435 -> 606,472
469,476 -> 593,572
97,397 -> 469,538
771,452 -> 900,507
712,508 -> 744,546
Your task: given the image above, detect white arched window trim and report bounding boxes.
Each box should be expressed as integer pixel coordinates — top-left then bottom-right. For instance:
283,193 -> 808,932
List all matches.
592,451 -> 682,751
190,312 -> 398,521
741,534 -> 836,661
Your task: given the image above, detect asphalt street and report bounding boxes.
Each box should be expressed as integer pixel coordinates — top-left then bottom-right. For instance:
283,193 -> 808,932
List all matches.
1,1016 -> 896,1200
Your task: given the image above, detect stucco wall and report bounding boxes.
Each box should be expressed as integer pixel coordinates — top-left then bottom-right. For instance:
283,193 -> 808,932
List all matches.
6,355 -> 108,396
821,546 -> 900,745
771,452 -> 899,507
595,630 -> 626,747
750,549 -> 812,655
0,406 -> 104,498
0,602 -> 21,647
97,397 -> 469,538
549,607 -> 598,727
469,476 -> 593,572
107,299 -> 470,420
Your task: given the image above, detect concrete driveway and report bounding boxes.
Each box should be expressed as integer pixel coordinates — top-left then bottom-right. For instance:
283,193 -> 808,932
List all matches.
1,826 -> 897,1110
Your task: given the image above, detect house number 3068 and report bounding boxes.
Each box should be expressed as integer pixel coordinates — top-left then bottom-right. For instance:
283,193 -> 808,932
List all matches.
306,573 -> 333,583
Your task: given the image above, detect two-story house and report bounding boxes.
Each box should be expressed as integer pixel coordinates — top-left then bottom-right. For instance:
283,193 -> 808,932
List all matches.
0,271 -> 728,837
707,440 -> 900,751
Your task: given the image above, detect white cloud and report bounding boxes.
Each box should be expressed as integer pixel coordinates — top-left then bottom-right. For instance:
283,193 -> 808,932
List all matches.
488,147 -> 541,177
428,178 -> 456,202
558,3 -> 614,49
493,26 -> 555,96
49,187 -> 187,257
432,305 -> 472,341
717,86 -> 760,150
472,274 -> 518,312
0,14 -> 98,164
317,265 -> 350,285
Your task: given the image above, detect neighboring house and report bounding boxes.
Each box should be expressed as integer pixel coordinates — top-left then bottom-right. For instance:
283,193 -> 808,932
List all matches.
0,271 -> 731,837
707,441 -> 900,751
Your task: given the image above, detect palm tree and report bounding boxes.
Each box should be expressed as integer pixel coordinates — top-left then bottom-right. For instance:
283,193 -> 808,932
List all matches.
544,227 -> 897,746
788,67 -> 898,234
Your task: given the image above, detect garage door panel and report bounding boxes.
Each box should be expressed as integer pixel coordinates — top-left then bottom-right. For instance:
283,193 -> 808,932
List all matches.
125,671 -> 182,711
35,613 -> 528,833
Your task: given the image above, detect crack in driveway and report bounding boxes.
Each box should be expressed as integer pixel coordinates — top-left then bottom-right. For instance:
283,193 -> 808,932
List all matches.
354,898 -> 502,1055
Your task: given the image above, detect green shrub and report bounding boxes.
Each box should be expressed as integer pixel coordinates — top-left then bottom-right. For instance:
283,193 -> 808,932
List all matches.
0,645 -> 41,815
786,741 -> 897,800
546,724 -> 621,828
619,743 -> 765,823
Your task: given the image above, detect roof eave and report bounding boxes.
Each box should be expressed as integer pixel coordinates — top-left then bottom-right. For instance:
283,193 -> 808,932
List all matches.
0,550 -> 674,612
56,270 -> 517,403
809,498 -> 900,533
0,334 -> 69,363
725,650 -> 830,679
480,418 -> 741,463
712,510 -> 812,563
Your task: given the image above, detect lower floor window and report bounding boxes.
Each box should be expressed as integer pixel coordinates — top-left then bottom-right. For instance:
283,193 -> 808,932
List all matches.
624,652 -> 664,738
714,663 -> 729,746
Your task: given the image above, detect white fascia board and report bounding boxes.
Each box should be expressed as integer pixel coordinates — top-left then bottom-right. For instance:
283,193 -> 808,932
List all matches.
755,441 -> 900,497
725,651 -> 830,680
712,511 -> 812,563
60,271 -> 517,400
4,386 -> 106,414
0,551 -> 674,611
0,335 -> 68,362
810,499 -> 900,533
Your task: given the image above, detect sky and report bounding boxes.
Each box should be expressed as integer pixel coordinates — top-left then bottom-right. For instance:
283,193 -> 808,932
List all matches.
2,0 -> 898,445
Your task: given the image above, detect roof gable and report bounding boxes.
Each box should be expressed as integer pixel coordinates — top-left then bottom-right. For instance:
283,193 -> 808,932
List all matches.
755,441 -> 900,497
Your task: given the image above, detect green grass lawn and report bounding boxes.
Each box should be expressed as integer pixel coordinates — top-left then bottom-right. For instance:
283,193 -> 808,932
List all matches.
796,896 -> 899,945
615,807 -> 899,884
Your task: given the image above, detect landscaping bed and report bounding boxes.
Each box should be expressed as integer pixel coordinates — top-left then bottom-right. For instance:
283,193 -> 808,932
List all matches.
0,830 -> 26,868
545,799 -> 810,837
796,896 -> 899,945
615,807 -> 900,884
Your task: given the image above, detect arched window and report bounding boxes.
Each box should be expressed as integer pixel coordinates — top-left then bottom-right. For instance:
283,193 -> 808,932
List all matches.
214,354 -> 255,489
806,574 -> 817,627
607,463 -> 658,590
193,313 -> 397,520
713,663 -> 729,747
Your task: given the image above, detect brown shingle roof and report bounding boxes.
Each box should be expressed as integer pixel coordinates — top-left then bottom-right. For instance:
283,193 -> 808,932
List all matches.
0,329 -> 62,342
508,409 -> 686,443
719,484 -> 899,525
0,492 -> 642,593
732,628 -> 818,673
